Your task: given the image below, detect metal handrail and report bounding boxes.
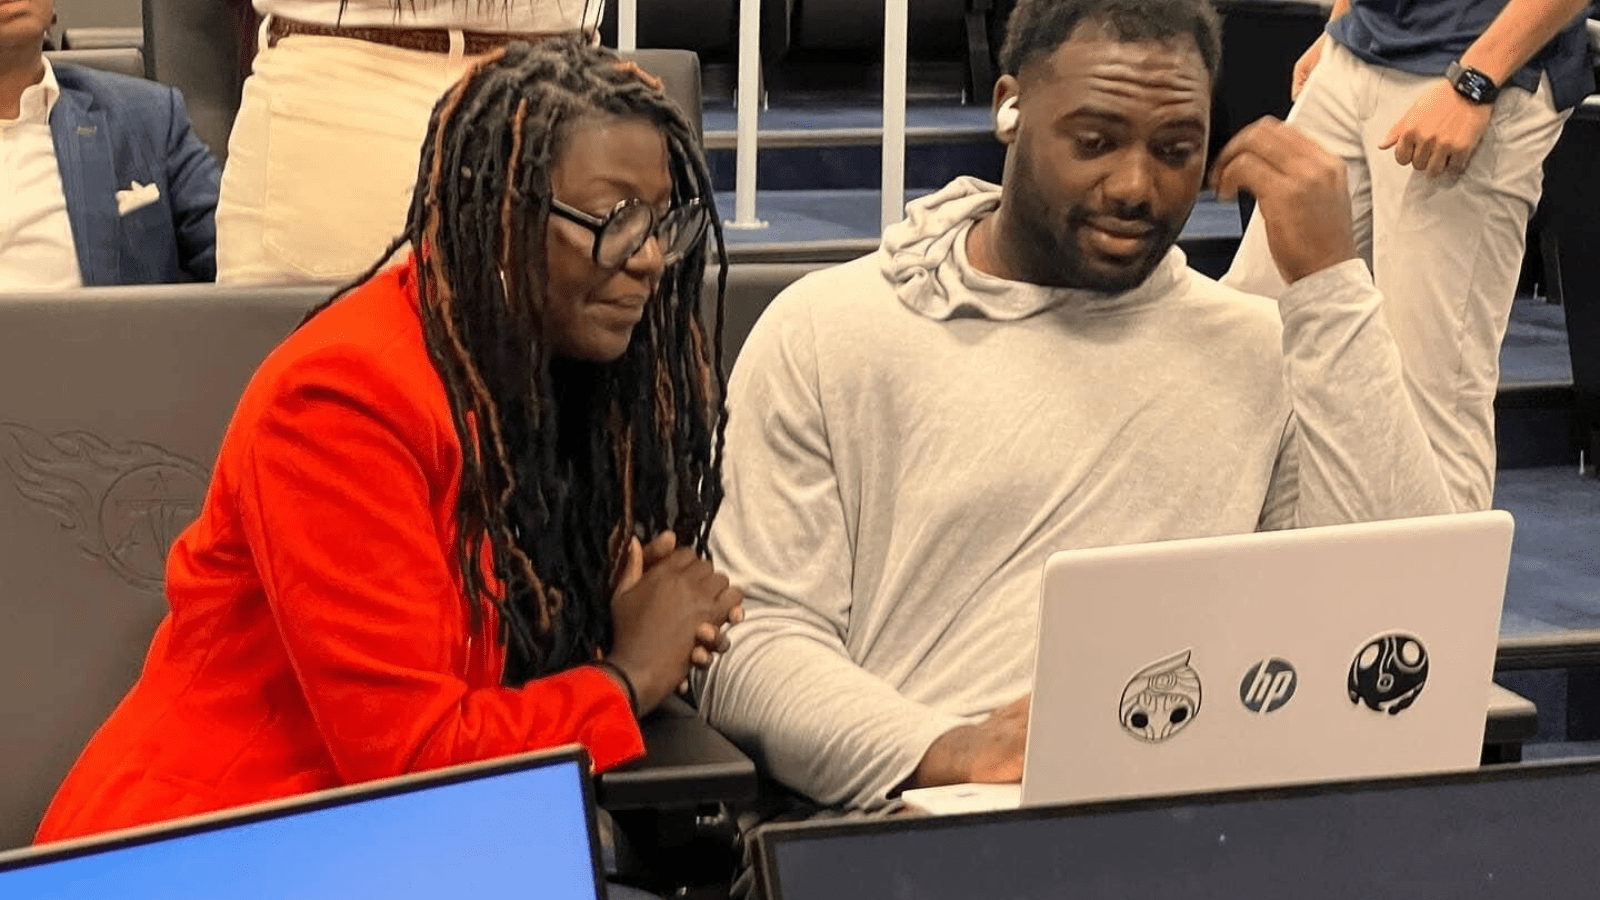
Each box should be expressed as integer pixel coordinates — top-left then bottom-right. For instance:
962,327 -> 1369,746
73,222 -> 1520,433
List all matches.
881,0 -> 909,228
1497,630 -> 1600,670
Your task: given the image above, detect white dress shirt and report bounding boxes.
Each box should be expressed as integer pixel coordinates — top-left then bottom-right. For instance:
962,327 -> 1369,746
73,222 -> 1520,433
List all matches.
0,59 -> 83,291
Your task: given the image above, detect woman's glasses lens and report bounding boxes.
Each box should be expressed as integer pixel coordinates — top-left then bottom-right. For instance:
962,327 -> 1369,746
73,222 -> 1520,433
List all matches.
659,203 -> 708,263
595,201 -> 710,267
596,203 -> 656,268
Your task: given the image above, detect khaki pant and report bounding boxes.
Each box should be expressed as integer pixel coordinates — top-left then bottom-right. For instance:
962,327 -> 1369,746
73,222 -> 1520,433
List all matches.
1225,40 -> 1569,512
215,22 -> 488,285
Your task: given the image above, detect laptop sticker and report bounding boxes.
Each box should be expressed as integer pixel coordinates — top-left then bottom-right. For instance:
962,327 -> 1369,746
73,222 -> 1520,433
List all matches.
1119,649 -> 1202,743
1348,633 -> 1428,715
1239,657 -> 1297,714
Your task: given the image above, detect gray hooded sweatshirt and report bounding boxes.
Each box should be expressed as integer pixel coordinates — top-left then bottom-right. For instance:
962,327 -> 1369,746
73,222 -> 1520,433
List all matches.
699,177 -> 1452,813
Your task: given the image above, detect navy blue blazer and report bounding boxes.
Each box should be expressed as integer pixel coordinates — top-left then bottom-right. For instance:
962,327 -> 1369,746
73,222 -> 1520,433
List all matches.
49,63 -> 221,285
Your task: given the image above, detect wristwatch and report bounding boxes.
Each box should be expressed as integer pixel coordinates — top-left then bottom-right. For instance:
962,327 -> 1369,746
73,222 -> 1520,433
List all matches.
1445,61 -> 1501,104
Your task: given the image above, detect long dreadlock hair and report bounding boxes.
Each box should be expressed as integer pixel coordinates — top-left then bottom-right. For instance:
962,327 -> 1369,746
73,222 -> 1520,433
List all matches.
309,38 -> 728,686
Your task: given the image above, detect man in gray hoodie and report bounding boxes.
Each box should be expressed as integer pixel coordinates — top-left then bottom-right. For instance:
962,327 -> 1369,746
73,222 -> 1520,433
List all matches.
699,0 -> 1454,828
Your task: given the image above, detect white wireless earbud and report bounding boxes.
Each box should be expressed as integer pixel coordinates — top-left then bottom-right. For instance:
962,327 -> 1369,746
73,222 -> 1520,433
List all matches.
995,96 -> 1020,136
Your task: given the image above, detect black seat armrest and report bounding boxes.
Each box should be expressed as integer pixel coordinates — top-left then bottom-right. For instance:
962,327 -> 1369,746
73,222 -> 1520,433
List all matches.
597,695 -> 758,810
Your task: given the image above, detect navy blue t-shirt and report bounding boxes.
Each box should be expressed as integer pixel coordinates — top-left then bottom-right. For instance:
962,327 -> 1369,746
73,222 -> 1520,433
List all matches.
1329,0 -> 1595,110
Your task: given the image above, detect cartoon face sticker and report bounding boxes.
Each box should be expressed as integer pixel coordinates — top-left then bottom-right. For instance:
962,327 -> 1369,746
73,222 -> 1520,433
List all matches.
1120,649 -> 1202,743
1348,633 -> 1428,715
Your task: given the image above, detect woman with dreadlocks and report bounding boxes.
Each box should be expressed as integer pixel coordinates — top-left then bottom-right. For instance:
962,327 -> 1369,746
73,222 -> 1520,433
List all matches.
36,39 -> 739,848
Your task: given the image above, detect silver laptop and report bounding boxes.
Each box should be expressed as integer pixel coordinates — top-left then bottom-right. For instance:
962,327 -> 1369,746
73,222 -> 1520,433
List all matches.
0,746 -> 607,899
904,511 -> 1514,814
1022,510 -> 1514,806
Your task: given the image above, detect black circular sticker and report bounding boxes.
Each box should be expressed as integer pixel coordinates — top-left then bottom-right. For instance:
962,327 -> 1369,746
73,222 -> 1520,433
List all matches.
1348,633 -> 1428,715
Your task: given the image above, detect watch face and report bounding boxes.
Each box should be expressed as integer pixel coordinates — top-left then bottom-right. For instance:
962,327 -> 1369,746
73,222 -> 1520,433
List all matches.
1449,64 -> 1497,104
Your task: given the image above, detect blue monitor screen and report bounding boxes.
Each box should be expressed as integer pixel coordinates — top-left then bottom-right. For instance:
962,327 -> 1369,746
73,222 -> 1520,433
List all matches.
768,761 -> 1600,900
0,756 -> 600,900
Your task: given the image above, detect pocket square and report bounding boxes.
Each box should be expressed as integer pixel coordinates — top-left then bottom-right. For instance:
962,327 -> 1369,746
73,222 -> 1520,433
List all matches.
115,181 -> 161,216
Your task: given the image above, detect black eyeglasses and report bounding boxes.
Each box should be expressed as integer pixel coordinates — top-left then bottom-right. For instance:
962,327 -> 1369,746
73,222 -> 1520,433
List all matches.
549,197 -> 709,269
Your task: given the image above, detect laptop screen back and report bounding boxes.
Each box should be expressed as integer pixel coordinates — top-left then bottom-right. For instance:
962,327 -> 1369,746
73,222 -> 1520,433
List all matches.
0,753 -> 602,900
763,759 -> 1600,900
1024,511 -> 1513,806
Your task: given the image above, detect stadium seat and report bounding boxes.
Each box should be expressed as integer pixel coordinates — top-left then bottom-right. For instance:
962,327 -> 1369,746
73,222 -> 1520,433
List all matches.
787,0 -> 991,101
52,0 -> 141,31
1211,0 -> 1331,228
706,262 -> 824,374
0,282 -> 328,851
1534,94 -> 1600,475
140,0 -> 245,163
599,0 -> 734,53
44,47 -> 145,80
791,0 -> 966,57
598,0 -> 792,65
59,26 -> 143,50
762,0 -> 796,65
624,48 -> 705,144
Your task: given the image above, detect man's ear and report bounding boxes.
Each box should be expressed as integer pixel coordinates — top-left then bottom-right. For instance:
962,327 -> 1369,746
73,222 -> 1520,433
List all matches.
992,75 -> 1021,144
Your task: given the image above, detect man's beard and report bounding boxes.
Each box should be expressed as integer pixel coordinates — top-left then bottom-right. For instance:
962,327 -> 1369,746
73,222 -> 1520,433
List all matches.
1003,151 -> 1189,294
1015,195 -> 1182,294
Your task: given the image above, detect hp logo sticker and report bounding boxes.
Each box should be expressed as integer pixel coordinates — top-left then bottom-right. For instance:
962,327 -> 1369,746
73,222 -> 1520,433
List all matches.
1239,658 -> 1297,714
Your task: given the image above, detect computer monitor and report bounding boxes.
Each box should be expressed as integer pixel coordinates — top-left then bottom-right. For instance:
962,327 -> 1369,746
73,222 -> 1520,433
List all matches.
0,746 -> 606,899
761,756 -> 1600,900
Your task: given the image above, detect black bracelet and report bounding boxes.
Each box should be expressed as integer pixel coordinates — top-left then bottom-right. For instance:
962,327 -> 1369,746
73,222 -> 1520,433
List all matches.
590,659 -> 640,718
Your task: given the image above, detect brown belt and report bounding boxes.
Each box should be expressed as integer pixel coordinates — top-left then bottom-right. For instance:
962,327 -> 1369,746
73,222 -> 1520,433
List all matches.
266,15 -> 573,55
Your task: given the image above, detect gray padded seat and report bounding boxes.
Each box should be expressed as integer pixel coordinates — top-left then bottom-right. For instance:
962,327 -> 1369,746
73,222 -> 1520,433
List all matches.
622,48 -> 704,144
52,0 -> 142,31
0,283 -> 328,851
59,26 -> 144,49
140,0 -> 244,163
704,262 -> 825,374
44,47 -> 145,80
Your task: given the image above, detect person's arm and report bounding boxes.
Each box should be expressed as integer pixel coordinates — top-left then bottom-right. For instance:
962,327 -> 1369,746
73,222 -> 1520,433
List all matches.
1460,0 -> 1594,85
1212,118 -> 1453,527
1381,0 -> 1592,175
1292,0 -> 1352,100
160,85 -> 220,282
235,345 -> 645,785
696,288 -> 967,812
1255,257 -> 1453,528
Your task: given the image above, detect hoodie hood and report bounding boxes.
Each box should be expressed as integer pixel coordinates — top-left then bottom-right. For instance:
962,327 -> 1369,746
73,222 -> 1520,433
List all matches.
880,176 -> 1186,322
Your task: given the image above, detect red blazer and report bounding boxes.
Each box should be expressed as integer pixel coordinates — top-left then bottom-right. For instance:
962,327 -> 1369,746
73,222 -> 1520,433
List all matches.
35,259 -> 644,843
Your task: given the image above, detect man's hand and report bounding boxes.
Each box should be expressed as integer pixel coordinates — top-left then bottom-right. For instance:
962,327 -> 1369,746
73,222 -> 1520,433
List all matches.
1378,79 -> 1494,177
1291,35 -> 1325,101
909,694 -> 1030,789
1210,116 -> 1359,285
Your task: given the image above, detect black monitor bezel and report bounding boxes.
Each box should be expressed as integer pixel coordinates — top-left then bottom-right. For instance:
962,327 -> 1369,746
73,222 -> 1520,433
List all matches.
758,755 -> 1600,900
